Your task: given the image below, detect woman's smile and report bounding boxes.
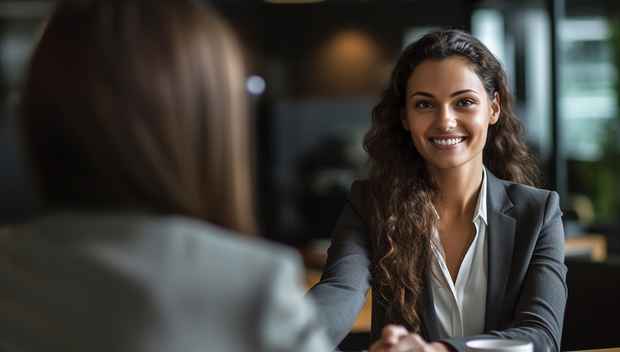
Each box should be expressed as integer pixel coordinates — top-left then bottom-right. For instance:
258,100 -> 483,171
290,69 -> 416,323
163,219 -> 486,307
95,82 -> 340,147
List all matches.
430,135 -> 468,149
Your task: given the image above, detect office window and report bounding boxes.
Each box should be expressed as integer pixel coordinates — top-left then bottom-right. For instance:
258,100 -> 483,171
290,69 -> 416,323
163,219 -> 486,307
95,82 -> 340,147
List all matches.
561,16 -> 620,224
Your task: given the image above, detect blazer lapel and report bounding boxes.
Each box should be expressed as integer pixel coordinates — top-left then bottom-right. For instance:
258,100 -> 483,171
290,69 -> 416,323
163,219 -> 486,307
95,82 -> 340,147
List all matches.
484,172 -> 516,331
420,268 -> 440,340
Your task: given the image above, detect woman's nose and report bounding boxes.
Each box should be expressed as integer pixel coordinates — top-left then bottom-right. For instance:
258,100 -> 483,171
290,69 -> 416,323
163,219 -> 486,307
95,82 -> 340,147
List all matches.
436,106 -> 458,131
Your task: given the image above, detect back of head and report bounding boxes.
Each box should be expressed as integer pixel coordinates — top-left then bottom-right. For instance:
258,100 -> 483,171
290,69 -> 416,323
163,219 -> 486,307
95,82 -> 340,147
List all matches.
21,0 -> 255,233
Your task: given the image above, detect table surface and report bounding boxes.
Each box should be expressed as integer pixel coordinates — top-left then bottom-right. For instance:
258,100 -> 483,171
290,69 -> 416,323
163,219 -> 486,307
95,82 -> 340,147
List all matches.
351,348 -> 620,352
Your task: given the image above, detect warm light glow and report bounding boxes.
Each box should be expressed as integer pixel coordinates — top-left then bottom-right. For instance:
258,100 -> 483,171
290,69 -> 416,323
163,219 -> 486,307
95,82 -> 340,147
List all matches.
319,30 -> 379,79
327,31 -> 374,63
311,29 -> 388,95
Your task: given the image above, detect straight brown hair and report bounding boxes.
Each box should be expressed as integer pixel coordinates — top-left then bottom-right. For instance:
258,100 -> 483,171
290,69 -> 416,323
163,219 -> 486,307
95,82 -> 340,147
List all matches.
20,0 -> 255,234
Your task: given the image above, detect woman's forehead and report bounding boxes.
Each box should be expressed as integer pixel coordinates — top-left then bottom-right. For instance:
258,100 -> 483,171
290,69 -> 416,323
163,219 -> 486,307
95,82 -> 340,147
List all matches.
406,57 -> 486,97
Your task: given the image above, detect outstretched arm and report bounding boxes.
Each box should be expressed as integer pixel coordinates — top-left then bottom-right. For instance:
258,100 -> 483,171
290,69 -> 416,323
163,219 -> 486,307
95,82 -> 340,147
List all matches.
307,181 -> 373,348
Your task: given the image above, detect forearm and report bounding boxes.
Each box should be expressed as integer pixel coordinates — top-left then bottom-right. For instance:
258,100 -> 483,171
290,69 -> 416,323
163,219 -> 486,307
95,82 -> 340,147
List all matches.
308,280 -> 369,346
308,180 -> 373,347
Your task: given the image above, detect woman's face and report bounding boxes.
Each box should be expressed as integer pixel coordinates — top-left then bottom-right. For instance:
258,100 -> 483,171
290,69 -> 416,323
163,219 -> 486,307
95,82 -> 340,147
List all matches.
402,56 -> 500,174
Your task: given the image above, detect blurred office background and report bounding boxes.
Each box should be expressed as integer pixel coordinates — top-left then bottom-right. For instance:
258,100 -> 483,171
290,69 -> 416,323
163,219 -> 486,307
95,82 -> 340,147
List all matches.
1,0 -> 620,349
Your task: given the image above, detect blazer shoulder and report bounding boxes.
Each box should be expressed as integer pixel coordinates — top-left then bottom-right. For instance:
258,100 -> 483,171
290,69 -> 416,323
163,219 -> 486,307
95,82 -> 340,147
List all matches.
350,179 -> 370,199
349,179 -> 373,219
33,213 -> 301,284
504,181 -> 557,201
157,216 -> 300,268
500,181 -> 560,219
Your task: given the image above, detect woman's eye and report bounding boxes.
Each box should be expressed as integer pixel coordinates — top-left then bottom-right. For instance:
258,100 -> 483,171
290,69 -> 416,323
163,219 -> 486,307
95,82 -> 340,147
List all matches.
414,101 -> 433,109
456,98 -> 475,107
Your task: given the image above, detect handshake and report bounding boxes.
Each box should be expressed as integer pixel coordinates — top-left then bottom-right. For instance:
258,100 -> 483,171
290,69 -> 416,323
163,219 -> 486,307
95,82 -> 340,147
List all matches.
369,325 -> 451,352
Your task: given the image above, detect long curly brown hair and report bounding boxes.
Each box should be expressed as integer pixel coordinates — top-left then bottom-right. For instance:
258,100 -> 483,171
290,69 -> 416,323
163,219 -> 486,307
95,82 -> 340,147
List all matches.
364,29 -> 539,329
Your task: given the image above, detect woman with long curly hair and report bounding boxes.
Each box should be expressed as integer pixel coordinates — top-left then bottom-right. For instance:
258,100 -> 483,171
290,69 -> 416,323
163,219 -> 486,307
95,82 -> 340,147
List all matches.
309,29 -> 567,352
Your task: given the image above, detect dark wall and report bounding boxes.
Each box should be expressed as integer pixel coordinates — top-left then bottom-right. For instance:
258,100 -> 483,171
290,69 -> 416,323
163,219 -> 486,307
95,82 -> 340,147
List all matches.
217,1 -> 473,98
562,258 -> 620,350
214,1 -> 475,243
0,0 -> 475,235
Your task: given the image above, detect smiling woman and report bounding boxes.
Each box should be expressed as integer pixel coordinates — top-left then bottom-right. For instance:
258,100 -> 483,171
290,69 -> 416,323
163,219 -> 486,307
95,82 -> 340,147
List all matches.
308,29 -> 567,352
402,56 -> 500,172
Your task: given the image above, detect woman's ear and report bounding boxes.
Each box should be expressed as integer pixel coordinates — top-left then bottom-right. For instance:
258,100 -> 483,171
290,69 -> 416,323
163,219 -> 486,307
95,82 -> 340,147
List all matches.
490,92 -> 500,125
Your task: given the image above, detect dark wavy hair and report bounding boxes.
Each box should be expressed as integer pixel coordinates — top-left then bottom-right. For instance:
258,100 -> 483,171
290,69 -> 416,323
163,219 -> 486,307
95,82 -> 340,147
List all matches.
364,29 -> 538,329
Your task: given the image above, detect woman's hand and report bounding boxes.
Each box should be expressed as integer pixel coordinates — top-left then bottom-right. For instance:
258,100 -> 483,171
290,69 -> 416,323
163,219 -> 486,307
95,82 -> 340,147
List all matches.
369,325 -> 451,352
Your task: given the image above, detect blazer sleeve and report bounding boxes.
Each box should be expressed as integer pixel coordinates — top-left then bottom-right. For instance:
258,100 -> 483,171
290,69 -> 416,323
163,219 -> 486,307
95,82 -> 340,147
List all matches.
441,191 -> 568,352
258,252 -> 331,352
307,181 -> 373,348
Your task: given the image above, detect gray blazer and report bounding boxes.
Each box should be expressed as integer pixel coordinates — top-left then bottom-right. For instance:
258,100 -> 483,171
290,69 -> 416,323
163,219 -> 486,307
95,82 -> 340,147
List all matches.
309,172 -> 567,352
0,212 -> 330,352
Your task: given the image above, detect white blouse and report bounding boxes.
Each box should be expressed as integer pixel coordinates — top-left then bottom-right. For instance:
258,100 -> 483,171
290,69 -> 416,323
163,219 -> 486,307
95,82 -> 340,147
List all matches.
429,168 -> 488,338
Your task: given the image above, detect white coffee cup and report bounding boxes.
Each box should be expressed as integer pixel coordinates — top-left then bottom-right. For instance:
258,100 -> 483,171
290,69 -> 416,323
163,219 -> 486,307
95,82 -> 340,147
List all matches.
465,339 -> 533,352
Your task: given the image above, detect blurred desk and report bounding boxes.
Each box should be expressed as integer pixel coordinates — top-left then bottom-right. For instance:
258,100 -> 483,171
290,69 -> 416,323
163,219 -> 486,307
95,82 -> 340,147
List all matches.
338,347 -> 620,352
565,234 -> 607,261
305,269 -> 371,332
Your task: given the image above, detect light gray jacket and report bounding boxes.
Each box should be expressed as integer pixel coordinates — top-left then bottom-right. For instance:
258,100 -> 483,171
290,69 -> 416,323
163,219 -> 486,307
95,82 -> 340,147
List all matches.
0,212 -> 330,352
309,172 -> 568,352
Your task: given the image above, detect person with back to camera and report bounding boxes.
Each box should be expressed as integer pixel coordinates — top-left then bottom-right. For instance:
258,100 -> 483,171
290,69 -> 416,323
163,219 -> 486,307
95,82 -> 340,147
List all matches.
309,29 -> 567,352
0,1 -> 339,351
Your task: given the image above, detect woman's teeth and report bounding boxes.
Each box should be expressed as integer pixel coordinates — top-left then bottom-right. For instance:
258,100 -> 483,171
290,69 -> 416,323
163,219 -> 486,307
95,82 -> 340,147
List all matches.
431,137 -> 465,146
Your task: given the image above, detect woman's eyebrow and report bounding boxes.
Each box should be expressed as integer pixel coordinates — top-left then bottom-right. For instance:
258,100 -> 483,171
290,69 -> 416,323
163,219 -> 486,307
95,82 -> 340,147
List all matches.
450,89 -> 477,97
408,89 -> 478,98
409,91 -> 433,98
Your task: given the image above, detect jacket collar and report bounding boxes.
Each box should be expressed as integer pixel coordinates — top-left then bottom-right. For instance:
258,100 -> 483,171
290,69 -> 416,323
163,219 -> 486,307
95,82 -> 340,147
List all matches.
420,170 -> 517,338
486,170 -> 514,214
483,170 -> 516,331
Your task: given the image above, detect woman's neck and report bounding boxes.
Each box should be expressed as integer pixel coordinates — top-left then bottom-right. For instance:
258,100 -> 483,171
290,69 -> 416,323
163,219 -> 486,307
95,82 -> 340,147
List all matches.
429,162 -> 484,219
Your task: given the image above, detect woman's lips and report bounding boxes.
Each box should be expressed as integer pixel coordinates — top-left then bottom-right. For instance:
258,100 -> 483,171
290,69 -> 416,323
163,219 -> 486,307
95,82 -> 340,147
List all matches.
430,136 -> 466,148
